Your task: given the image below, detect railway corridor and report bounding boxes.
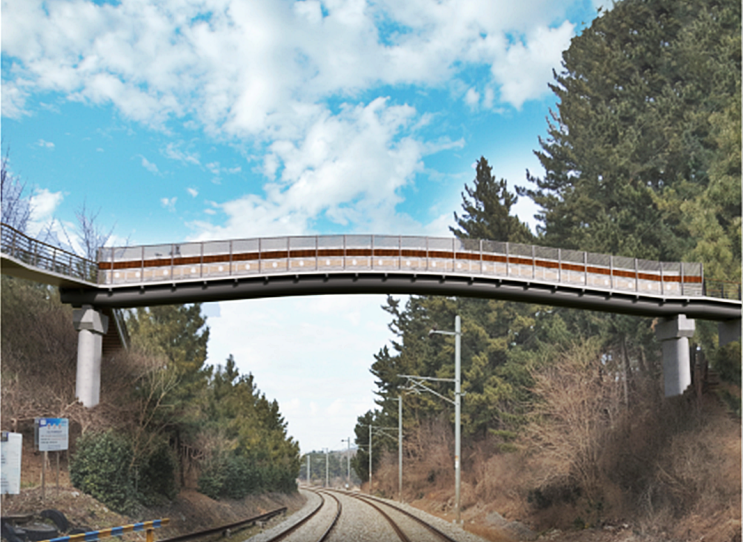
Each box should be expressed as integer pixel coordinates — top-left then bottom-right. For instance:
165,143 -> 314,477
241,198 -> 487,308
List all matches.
247,488 -> 490,542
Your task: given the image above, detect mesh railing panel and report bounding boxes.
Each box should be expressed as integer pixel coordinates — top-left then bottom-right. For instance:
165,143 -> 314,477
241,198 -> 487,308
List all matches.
613,256 -> 635,272
289,236 -> 316,250
482,240 -> 506,255
4,223 -> 736,300
534,246 -> 559,261
561,249 -> 584,264
586,252 -> 611,267
260,237 -> 289,252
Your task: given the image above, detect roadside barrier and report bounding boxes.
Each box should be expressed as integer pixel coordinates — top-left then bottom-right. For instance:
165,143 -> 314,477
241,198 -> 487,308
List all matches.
40,519 -> 170,542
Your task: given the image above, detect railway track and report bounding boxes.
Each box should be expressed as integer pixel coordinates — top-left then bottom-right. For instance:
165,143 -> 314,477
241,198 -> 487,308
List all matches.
251,488 -> 472,542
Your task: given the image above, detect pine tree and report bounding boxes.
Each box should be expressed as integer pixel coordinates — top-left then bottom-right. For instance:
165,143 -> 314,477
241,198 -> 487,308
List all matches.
451,157 -> 534,243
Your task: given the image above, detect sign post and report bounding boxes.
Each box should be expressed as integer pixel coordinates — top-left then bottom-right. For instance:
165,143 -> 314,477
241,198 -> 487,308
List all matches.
35,418 -> 69,499
1,431 -> 23,496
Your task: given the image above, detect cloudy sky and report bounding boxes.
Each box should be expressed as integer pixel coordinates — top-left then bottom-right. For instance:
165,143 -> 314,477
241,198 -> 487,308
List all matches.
2,0 -> 607,453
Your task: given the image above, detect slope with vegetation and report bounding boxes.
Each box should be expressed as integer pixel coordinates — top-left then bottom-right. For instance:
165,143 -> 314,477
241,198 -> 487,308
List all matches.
353,0 -> 741,540
1,273 -> 300,515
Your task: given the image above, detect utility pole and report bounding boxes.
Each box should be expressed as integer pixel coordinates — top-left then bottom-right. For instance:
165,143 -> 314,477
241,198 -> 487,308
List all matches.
454,315 -> 461,525
325,449 -> 329,488
341,438 -> 351,488
401,314 -> 463,524
398,395 -> 403,502
368,424 -> 373,494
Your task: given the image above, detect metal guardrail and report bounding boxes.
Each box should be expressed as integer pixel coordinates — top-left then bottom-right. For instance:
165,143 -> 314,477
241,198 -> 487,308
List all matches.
98,234 -> 719,299
41,519 -> 169,542
2,222 -> 739,301
1,223 -> 98,284
158,507 -> 286,542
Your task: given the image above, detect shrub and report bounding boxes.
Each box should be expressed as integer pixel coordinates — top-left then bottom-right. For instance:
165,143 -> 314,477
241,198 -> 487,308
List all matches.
70,431 -> 137,514
136,441 -> 178,505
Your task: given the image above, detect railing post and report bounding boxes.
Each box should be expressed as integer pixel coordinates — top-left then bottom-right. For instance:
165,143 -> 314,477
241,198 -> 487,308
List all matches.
140,246 -> 145,282
344,235 -> 347,270
505,242 -> 509,277
398,236 -> 402,268
11,228 -> 18,258
481,239 -> 484,275
634,258 -> 639,291
681,262 -> 685,296
610,255 -> 614,289
200,242 -> 204,278
315,236 -> 318,271
229,240 -> 233,276
583,251 -> 587,285
557,248 -> 561,283
532,245 -> 536,279
660,261 -> 664,296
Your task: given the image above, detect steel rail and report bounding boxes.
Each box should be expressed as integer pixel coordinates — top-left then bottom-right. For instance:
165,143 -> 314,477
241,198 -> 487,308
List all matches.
257,488 -> 338,542
332,490 -> 460,542
158,508 -> 286,542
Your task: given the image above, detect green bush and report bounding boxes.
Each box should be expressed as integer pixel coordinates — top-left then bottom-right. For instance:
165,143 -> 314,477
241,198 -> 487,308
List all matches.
136,441 -> 178,505
197,456 -> 228,500
70,431 -> 137,514
197,454 -> 297,500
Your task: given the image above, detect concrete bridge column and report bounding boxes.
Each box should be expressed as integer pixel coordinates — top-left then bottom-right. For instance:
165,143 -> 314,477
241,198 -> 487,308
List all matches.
73,305 -> 109,408
655,315 -> 695,397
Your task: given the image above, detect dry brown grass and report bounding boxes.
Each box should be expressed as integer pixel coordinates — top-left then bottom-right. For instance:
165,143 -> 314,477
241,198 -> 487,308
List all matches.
373,338 -> 741,541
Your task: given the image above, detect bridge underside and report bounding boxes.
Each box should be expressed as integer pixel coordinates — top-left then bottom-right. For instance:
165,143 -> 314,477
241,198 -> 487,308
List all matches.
60,271 -> 741,321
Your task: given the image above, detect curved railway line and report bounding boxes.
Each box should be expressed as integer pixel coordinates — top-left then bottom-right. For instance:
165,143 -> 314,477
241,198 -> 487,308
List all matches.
252,488 -> 474,542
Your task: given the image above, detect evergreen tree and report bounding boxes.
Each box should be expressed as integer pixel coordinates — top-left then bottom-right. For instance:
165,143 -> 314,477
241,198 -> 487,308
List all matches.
451,157 -> 534,244
519,0 -> 741,266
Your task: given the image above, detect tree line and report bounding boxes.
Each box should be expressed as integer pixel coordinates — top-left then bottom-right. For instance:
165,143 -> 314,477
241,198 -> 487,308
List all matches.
352,0 -> 740,526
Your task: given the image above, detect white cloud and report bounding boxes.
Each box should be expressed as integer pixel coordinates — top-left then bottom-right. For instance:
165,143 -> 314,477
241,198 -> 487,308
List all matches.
163,142 -> 200,165
28,188 -> 64,236
464,88 -> 480,109
190,97 -> 428,239
491,22 -> 574,109
187,187 -> 198,197
140,156 -> 159,174
36,139 -> 55,149
3,0 -> 578,131
160,196 -> 177,211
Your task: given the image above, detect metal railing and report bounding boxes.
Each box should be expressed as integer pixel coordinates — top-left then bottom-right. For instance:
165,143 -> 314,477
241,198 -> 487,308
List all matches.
0,223 -> 98,284
2,223 -> 739,301
98,235 -> 723,299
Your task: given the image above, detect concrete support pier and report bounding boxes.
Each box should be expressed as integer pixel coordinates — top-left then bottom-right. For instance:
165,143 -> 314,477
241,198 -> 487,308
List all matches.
655,314 -> 695,397
73,305 -> 109,407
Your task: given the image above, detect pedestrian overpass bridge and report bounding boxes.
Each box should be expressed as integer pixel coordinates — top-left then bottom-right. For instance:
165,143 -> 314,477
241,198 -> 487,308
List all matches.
1,222 -> 740,405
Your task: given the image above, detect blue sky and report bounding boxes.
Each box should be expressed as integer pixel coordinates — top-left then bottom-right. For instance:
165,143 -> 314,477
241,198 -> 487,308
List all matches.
2,0 -> 607,454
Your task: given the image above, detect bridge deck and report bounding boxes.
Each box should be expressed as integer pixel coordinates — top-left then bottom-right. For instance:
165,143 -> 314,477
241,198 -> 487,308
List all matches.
2,224 -> 740,320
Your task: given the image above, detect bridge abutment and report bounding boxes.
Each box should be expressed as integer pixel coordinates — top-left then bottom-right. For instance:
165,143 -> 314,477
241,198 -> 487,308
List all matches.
73,305 -> 108,407
655,314 -> 695,397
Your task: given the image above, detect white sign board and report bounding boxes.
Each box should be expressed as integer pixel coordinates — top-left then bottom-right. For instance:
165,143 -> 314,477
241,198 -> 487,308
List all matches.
1,432 -> 23,495
36,418 -> 69,452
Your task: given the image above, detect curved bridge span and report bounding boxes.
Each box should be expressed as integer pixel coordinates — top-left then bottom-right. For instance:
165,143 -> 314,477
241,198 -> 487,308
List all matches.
2,223 -> 740,405
2,223 -> 739,320
54,234 -> 743,320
